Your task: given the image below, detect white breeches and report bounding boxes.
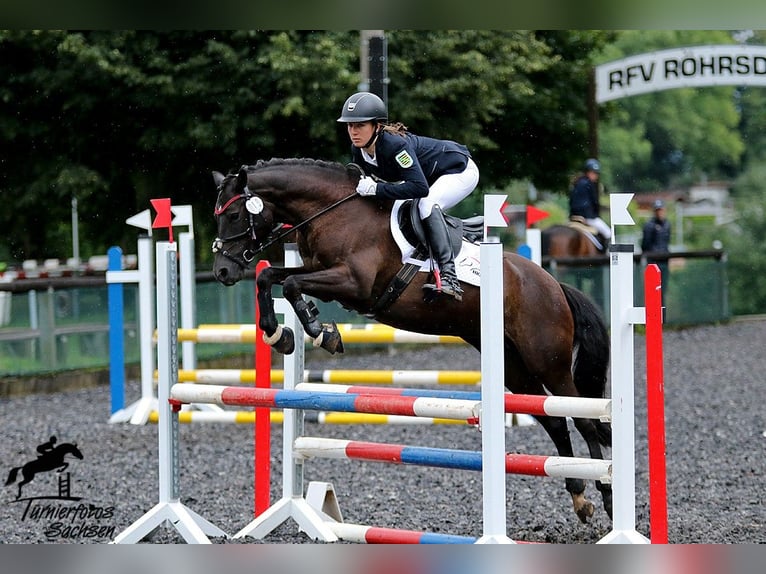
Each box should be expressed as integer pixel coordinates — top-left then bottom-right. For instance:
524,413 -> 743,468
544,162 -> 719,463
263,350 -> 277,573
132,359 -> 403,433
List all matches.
418,158 -> 480,219
586,217 -> 612,239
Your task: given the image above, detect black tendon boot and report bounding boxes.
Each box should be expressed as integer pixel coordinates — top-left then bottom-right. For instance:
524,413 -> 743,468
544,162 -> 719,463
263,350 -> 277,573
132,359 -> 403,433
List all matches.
422,206 -> 463,301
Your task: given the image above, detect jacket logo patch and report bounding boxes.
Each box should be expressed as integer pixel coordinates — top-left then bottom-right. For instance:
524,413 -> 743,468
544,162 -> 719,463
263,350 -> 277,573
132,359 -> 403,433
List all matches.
395,150 -> 414,168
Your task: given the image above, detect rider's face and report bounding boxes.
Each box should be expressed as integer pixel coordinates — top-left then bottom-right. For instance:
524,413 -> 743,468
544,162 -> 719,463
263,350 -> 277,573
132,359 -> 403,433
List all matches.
346,121 -> 376,149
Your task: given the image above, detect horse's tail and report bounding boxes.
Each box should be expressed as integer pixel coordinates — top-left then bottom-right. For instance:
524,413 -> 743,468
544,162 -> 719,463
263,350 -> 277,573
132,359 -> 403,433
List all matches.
5,467 -> 19,486
560,282 -> 612,446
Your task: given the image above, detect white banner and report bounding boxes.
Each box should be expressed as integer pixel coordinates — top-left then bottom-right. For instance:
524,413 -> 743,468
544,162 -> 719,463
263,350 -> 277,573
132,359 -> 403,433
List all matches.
595,44 -> 766,103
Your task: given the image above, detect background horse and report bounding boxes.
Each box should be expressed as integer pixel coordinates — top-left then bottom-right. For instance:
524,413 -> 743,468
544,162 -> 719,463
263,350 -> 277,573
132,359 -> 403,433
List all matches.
542,223 -> 604,258
5,443 -> 83,499
211,158 -> 612,523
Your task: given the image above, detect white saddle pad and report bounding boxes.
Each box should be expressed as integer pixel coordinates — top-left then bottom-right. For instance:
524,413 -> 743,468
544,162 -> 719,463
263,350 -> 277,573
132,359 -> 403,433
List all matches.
390,200 -> 481,287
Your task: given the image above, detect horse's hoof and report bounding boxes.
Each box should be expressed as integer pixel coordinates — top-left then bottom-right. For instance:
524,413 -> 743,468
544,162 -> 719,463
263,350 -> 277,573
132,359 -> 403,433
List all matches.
314,321 -> 344,355
263,326 -> 295,354
575,499 -> 596,524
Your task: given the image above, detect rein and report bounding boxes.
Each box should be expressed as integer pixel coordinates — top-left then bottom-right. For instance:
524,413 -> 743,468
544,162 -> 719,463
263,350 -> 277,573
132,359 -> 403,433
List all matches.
250,191 -> 359,256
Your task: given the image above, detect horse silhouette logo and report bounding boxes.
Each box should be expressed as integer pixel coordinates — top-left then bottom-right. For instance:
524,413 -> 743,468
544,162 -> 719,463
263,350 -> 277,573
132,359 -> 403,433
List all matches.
5,436 -> 84,499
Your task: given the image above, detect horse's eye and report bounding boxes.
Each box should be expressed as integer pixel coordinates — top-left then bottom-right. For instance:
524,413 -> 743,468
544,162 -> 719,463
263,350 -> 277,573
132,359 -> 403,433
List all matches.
227,211 -> 243,223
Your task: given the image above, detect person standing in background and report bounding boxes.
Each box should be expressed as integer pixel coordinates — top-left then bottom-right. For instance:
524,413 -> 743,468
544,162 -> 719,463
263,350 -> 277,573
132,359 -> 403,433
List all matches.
641,199 -> 672,304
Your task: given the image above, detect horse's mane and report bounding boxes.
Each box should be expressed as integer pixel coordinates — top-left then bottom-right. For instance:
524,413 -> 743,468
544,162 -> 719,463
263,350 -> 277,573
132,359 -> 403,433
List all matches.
246,157 -> 348,173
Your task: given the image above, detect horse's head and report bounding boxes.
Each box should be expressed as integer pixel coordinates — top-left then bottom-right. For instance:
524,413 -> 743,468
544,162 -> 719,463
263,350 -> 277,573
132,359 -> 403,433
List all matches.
60,442 -> 84,460
212,166 -> 277,286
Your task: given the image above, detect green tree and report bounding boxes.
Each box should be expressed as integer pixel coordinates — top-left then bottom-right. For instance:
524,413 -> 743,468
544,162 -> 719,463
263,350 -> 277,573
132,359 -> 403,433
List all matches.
0,30 -> 613,264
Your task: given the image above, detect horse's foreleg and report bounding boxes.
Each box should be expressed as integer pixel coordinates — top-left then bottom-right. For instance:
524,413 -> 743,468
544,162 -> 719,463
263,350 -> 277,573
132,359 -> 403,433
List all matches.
56,462 -> 69,473
256,267 -> 295,354
534,415 -> 595,523
283,280 -> 344,355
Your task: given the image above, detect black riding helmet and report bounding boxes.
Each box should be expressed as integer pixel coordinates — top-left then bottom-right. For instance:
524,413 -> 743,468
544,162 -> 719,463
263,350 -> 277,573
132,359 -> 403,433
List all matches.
337,92 -> 388,123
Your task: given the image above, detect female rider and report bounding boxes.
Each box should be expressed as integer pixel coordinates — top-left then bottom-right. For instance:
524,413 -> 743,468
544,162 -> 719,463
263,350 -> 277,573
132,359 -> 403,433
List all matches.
337,91 -> 479,301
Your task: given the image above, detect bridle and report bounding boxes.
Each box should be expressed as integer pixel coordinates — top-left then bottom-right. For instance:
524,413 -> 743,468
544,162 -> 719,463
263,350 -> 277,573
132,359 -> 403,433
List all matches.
212,183 -> 274,268
212,178 -> 359,269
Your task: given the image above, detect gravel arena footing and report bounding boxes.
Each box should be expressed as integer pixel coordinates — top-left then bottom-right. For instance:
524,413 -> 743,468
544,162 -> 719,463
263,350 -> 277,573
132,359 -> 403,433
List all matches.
1,319 -> 764,544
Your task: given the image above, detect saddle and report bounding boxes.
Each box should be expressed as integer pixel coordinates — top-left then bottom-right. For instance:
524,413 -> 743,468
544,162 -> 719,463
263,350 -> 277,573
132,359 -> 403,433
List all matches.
396,198 -> 484,256
568,215 -> 599,235
568,216 -> 605,252
368,199 -> 484,314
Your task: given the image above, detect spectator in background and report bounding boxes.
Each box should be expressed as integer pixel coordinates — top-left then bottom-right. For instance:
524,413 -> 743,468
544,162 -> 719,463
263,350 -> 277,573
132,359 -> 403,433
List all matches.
641,199 -> 672,304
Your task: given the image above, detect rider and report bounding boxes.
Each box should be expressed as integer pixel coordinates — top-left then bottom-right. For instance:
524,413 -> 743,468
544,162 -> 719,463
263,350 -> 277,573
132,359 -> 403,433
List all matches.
337,91 -> 479,302
569,158 -> 611,249
36,435 -> 57,457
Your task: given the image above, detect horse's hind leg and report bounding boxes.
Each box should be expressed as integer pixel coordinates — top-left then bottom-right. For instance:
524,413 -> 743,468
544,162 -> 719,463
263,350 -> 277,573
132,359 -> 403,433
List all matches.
534,415 -> 596,523
16,472 -> 33,499
571,417 -> 613,520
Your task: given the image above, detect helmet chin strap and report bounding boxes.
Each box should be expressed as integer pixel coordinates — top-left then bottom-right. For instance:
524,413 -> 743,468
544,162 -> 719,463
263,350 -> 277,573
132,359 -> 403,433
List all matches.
361,123 -> 380,149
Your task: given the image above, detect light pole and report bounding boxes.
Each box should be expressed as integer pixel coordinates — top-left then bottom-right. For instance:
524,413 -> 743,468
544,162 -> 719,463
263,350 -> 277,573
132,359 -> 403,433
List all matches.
71,196 -> 80,267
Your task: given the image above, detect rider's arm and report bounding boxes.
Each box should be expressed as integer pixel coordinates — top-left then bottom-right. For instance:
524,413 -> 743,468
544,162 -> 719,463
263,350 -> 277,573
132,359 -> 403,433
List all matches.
373,137 -> 430,201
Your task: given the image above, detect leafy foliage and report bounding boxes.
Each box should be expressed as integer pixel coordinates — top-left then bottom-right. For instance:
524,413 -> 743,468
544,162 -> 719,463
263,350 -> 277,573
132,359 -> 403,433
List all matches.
3,27 -> 765,331
0,30 -> 612,263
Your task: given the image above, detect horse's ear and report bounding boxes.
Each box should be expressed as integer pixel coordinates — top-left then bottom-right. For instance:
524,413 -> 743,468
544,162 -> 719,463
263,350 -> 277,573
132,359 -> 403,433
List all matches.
212,171 -> 225,187
237,167 -> 248,189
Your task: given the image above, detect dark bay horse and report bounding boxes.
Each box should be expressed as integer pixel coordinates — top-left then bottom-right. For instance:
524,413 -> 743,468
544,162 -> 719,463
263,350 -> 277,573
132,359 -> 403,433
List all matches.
541,222 -> 604,258
6,443 -> 83,499
211,158 -> 612,523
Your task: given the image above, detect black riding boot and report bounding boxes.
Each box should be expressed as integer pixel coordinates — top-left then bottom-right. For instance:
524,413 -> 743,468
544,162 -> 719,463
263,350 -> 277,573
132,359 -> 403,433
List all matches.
596,233 -> 609,253
422,206 -> 463,301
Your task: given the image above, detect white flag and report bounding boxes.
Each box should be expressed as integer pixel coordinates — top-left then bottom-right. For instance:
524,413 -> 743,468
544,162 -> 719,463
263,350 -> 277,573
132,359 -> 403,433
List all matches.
125,209 -> 152,232
171,205 -> 194,229
484,195 -> 508,228
610,193 -> 634,227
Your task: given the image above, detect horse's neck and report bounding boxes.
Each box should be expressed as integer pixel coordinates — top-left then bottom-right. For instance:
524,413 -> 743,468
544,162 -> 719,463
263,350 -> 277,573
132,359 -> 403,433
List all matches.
254,173 -> 347,218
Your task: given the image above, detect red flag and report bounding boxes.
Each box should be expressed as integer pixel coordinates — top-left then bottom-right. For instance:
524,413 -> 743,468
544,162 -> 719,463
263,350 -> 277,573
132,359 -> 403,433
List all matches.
526,205 -> 550,228
150,198 -> 174,242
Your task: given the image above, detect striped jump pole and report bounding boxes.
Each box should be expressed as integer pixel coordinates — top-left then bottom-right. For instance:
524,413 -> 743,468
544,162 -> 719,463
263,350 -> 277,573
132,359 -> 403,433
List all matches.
148,409 -> 283,425
169,383 -> 481,422
295,383 -> 612,421
148,409 -> 469,426
293,437 -> 612,483
176,368 -> 482,386
176,323 -> 465,345
327,522 -> 477,544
